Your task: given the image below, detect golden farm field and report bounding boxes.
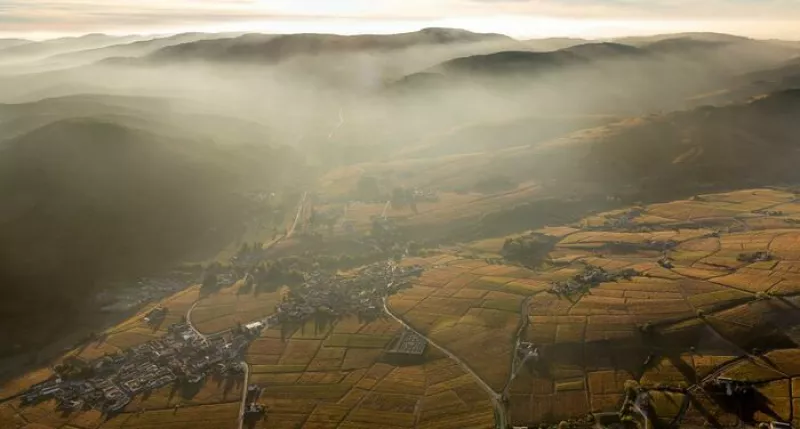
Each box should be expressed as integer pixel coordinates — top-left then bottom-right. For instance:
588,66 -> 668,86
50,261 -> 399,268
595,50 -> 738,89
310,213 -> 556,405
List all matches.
387,260 -> 540,391
386,188 -> 800,426
101,402 -> 241,429
190,281 -> 285,334
243,315 -> 494,429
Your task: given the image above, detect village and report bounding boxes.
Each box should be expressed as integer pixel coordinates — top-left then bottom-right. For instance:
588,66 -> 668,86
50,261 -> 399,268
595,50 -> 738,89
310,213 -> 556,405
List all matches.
273,261 -> 425,327
17,259 -> 424,420
95,274 -> 198,314
19,319 -> 258,414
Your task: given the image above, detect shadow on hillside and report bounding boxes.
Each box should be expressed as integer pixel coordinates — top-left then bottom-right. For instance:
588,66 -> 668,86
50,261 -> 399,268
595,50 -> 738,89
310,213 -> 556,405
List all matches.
687,392 -> 724,429
713,388 -> 781,424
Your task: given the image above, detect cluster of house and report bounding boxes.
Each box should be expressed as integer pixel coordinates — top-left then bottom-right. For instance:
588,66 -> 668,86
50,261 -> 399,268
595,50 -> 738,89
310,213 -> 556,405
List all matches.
596,238 -> 678,255
642,239 -> 678,252
243,384 -> 267,422
96,276 -> 192,314
411,188 -> 439,203
516,342 -> 540,363
549,266 -> 638,296
702,378 -> 795,429
753,209 -> 784,217
589,208 -> 644,231
706,377 -> 754,397
737,251 -> 773,263
20,322 -> 256,414
274,262 -> 423,324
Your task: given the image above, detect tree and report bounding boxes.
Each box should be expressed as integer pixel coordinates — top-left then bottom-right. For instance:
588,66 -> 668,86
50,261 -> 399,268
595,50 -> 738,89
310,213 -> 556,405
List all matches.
623,380 -> 640,402
202,273 -> 218,290
309,207 -> 317,226
355,176 -> 380,200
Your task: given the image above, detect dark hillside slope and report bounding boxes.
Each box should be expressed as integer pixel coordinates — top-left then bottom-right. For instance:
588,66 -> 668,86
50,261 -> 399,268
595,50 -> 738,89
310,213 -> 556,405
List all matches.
386,38 -> 798,120
0,119 -> 267,353
685,56 -> 800,106
397,115 -> 620,159
565,89 -> 800,194
0,94 -> 277,149
421,37 -> 796,81
394,89 -> 800,203
614,32 -> 753,46
524,37 -> 590,51
436,49 -> 586,76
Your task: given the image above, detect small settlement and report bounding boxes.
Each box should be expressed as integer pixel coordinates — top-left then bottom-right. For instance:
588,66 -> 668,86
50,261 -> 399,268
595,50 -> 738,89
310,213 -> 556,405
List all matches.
20,321 -> 259,414
272,262 -> 424,328
549,265 -> 638,296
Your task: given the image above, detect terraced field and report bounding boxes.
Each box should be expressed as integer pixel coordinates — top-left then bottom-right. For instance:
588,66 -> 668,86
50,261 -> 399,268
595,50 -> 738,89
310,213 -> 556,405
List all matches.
189,281 -> 285,335
0,399 -> 241,429
389,188 -> 800,427
387,259 -> 544,392
245,316 -> 495,429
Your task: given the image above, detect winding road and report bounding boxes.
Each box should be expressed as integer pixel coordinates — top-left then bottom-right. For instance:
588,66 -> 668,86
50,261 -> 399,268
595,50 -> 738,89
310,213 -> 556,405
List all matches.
185,300 -> 208,343
183,191 -> 307,427
382,298 -> 507,428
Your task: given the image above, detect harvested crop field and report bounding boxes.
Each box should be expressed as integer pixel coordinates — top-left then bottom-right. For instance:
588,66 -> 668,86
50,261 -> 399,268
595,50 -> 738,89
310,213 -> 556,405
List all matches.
244,315 -> 494,429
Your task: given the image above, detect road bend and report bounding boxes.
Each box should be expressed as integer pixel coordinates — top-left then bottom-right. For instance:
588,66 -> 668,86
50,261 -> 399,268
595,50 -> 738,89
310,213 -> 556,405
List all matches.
382,298 -> 507,428
185,300 -> 208,343
176,190 -> 310,426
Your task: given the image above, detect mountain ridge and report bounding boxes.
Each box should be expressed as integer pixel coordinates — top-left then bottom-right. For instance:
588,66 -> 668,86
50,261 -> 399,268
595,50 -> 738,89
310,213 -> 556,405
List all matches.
144,28 -> 514,63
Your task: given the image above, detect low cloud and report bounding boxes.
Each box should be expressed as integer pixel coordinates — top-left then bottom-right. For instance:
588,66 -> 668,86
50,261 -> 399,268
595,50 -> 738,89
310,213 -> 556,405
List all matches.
1,0 -> 798,39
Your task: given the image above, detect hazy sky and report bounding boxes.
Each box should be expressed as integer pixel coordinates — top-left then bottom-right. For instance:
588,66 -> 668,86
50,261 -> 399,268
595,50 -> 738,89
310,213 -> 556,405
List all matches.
2,0 -> 799,40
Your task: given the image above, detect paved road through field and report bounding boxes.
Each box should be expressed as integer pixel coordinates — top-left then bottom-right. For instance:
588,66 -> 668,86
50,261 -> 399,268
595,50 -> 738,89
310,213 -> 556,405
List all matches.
185,300 -> 208,343
237,361 -> 250,429
184,191 -> 307,427
382,298 -> 507,428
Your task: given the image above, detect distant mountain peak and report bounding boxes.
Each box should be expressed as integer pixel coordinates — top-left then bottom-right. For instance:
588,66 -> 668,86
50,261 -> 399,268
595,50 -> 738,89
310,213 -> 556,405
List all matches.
562,42 -> 643,57
146,28 -> 511,64
419,27 -> 508,37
